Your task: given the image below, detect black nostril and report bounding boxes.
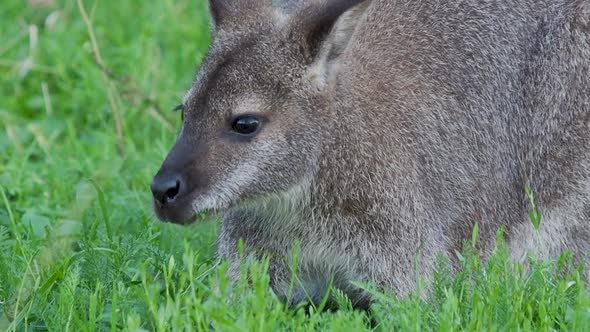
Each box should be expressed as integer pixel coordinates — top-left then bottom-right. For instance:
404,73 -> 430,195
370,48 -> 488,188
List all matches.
151,176 -> 182,205
165,180 -> 180,200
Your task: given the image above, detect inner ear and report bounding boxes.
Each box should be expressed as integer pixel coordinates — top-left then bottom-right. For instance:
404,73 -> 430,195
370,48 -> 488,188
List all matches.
290,0 -> 368,90
304,11 -> 339,59
294,0 -> 368,60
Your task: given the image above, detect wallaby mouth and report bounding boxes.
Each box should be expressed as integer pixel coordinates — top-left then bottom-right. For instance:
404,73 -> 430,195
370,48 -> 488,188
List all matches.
153,196 -> 220,224
151,183 -> 228,225
152,193 -> 198,225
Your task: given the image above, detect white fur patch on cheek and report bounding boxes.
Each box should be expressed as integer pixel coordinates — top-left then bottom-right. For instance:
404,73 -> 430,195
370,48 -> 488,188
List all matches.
191,159 -> 263,213
190,140 -> 280,213
225,160 -> 263,192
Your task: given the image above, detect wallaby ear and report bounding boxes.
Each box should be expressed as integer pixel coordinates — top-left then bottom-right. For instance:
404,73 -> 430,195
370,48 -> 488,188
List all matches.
289,0 -> 369,88
208,0 -> 234,26
208,0 -> 262,27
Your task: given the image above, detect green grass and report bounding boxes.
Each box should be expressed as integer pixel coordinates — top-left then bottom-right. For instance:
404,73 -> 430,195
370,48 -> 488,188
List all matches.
1,1 -> 589,331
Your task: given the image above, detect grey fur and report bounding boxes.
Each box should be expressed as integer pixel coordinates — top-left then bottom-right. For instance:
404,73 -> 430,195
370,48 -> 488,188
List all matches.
152,0 -> 590,308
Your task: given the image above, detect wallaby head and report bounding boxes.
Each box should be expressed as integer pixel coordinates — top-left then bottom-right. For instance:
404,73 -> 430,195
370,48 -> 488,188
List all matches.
151,0 -> 368,223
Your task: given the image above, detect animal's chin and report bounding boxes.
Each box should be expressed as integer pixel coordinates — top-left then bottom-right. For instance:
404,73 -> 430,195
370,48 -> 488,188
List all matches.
153,200 -> 197,225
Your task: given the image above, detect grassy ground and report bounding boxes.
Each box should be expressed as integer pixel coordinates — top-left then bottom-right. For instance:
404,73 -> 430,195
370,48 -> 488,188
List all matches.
1,1 -> 589,331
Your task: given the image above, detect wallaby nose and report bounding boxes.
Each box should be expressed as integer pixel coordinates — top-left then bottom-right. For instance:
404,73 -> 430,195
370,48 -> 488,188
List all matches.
151,175 -> 182,205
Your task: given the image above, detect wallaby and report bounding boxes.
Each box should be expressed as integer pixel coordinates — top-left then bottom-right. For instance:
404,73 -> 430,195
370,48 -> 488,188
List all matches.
151,0 -> 590,308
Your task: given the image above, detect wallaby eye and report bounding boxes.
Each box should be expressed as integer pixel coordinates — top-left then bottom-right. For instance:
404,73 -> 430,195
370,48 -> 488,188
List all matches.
231,115 -> 260,135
